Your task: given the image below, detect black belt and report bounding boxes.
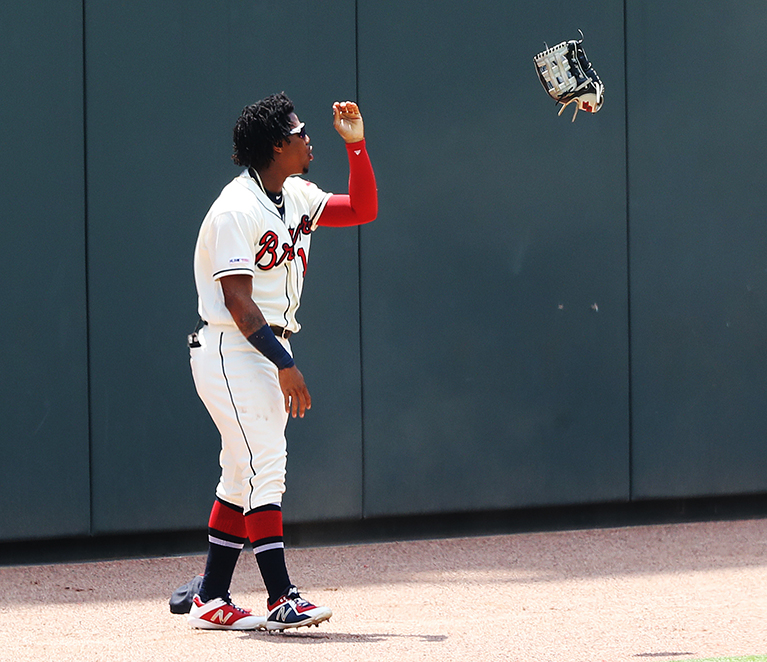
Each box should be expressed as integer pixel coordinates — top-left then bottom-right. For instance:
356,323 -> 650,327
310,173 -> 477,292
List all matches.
270,325 -> 293,339
197,320 -> 292,340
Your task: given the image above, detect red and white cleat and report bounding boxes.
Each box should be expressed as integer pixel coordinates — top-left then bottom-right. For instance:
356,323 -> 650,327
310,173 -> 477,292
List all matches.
187,594 -> 266,630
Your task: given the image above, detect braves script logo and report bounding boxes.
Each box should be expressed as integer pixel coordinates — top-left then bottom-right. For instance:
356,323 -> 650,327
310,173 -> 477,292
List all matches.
255,214 -> 312,274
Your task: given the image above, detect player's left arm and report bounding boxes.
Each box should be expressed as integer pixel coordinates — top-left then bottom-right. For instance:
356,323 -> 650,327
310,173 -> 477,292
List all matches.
318,101 -> 378,227
221,274 -> 311,419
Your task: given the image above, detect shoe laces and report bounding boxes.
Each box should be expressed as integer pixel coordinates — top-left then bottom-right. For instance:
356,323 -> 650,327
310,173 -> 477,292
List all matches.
275,586 -> 312,609
285,587 -> 301,600
287,588 -> 311,604
222,597 -> 251,615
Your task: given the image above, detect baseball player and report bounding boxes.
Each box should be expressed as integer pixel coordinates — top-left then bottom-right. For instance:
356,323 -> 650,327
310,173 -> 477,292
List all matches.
180,93 -> 377,631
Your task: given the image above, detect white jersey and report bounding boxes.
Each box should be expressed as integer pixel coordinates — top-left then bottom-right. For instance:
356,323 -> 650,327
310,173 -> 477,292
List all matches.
194,170 -> 331,332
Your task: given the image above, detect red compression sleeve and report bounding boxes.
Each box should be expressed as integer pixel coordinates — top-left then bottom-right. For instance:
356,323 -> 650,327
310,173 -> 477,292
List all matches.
318,140 -> 378,227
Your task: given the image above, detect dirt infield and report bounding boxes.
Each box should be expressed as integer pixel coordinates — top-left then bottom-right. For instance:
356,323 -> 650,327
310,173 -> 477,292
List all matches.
1,518 -> 766,662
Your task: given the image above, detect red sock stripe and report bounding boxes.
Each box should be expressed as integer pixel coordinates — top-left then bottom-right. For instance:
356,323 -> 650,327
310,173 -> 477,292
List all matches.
244,509 -> 283,544
208,500 -> 247,539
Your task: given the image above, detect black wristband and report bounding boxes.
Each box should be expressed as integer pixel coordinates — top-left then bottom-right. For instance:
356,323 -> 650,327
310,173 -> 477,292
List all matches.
246,324 -> 295,369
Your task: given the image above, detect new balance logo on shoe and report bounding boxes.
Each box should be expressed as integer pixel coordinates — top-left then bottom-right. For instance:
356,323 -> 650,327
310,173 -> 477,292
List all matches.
273,605 -> 291,622
187,595 -> 266,631
210,609 -> 233,625
265,586 -> 332,631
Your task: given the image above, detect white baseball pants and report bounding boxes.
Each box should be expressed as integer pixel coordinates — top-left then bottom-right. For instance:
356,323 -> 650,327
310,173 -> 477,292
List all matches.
190,323 -> 290,513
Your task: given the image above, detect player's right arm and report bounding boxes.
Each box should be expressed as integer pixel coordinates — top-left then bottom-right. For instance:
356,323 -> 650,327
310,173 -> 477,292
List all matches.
317,101 -> 378,227
220,274 -> 311,419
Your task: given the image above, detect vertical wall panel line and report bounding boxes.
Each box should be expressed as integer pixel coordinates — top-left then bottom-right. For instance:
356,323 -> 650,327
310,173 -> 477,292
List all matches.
82,0 -> 94,535
354,0 -> 368,519
623,0 -> 634,501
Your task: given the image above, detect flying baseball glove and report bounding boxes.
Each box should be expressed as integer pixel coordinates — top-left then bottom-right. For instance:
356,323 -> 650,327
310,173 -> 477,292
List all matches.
533,35 -> 604,122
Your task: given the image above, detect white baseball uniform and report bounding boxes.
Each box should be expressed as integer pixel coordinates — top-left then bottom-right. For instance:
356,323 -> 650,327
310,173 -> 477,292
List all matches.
191,169 -> 330,512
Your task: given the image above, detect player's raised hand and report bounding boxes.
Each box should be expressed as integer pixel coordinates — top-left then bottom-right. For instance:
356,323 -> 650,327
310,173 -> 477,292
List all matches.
333,101 -> 364,143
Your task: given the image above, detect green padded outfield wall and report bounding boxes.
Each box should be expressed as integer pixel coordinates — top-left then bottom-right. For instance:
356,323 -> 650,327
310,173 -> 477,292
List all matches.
0,1 -> 90,541
357,2 -> 630,516
3,1 -> 767,545
627,1 -> 767,499
84,0 -> 362,533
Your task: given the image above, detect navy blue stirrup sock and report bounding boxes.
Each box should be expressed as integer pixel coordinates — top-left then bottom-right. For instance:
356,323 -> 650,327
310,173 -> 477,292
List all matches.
244,504 -> 291,605
199,499 -> 248,602
200,542 -> 243,602
255,547 -> 292,605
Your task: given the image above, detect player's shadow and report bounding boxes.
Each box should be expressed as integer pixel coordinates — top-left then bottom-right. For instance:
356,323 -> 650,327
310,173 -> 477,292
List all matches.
238,631 -> 448,645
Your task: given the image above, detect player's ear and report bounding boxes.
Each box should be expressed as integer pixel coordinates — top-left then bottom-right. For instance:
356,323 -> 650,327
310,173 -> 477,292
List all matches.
273,141 -> 284,154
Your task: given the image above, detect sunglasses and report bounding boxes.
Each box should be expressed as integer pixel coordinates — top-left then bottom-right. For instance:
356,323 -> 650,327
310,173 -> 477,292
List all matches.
288,122 -> 307,139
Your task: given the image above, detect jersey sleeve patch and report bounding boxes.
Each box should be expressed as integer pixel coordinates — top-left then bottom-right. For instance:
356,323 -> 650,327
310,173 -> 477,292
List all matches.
213,256 -> 254,279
